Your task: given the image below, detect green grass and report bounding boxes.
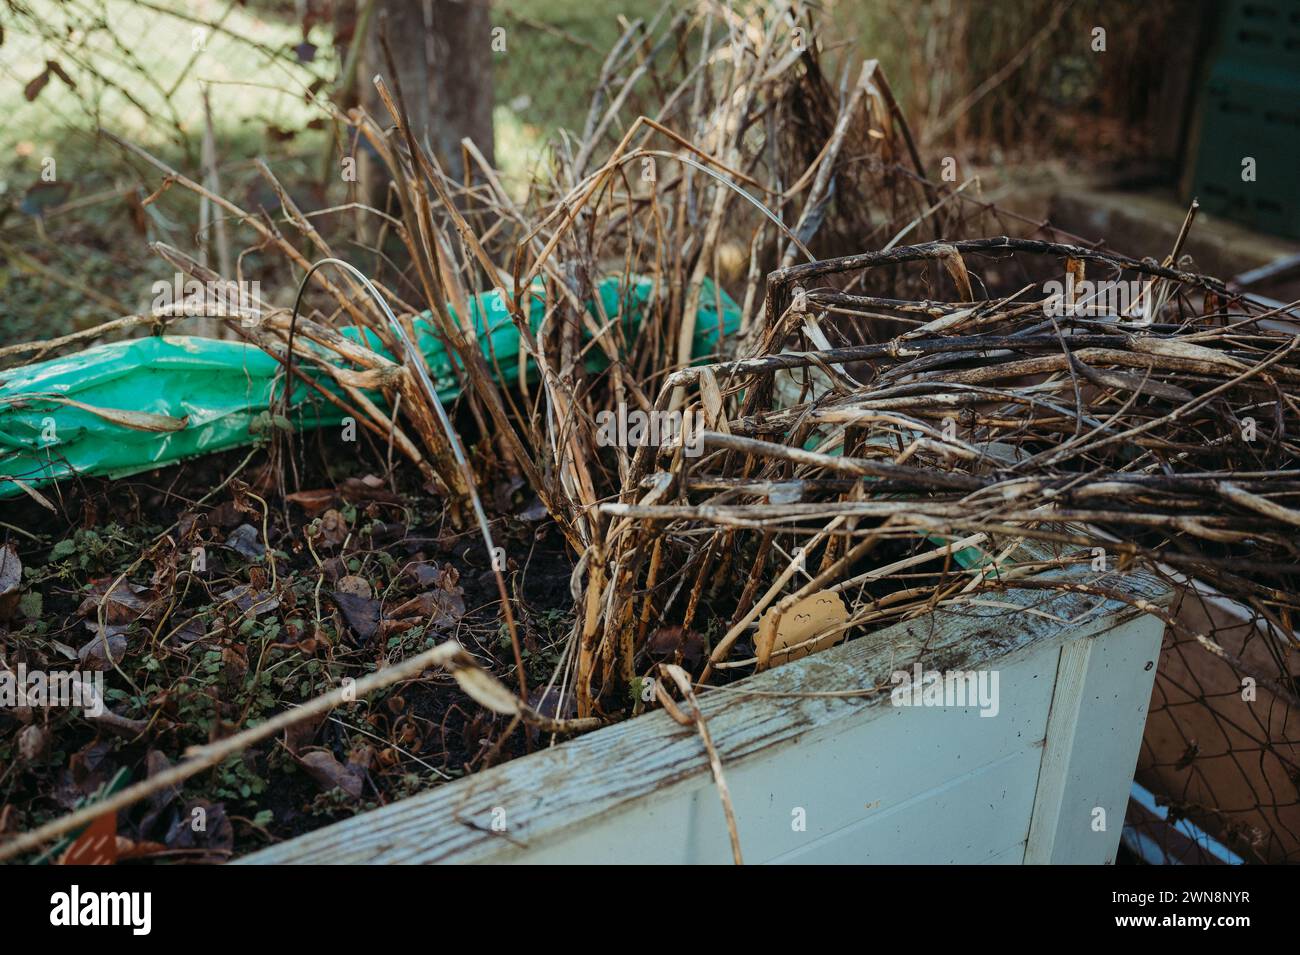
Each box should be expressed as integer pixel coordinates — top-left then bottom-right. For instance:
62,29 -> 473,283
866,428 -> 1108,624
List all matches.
0,0 -> 664,345
0,0 -> 329,158
0,1 -> 336,344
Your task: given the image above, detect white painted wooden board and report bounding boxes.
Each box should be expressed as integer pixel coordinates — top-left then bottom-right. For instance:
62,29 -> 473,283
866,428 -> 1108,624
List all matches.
1025,613 -> 1165,863
242,568 -> 1168,865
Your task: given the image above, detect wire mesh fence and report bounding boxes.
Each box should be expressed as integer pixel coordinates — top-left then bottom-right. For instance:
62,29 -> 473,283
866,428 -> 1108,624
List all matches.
1137,583 -> 1300,864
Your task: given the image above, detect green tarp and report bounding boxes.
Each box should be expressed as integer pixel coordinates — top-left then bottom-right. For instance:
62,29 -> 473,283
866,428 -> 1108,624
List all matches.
1,276 -> 739,499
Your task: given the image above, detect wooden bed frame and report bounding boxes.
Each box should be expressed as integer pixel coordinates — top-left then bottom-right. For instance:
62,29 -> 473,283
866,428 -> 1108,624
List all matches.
241,562 -> 1168,865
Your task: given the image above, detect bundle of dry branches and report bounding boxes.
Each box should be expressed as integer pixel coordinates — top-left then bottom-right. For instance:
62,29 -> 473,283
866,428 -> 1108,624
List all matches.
90,5 -> 1025,709
596,235 -> 1300,700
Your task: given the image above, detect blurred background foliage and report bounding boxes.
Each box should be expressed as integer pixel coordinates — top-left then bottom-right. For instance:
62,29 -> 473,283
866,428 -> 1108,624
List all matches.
0,0 -> 1179,347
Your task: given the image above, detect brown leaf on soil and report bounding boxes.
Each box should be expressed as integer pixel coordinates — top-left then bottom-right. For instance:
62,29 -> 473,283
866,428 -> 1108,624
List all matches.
78,627 -> 128,670
221,646 -> 248,683
76,578 -> 158,625
17,724 -> 50,762
404,561 -> 463,593
163,799 -> 233,863
364,520 -> 407,546
167,615 -> 208,646
0,545 -> 20,620
58,811 -> 117,866
335,574 -> 372,599
137,750 -> 180,837
645,626 -> 706,667
293,628 -> 329,655
377,616 -> 421,638
216,584 -> 280,618
340,475 -> 402,505
389,589 -> 465,628
283,711 -> 327,756
56,740 -> 117,810
206,500 -> 255,529
435,564 -> 461,591
224,523 -> 265,559
332,587 -> 380,640
404,561 -> 441,588
319,556 -> 347,583
347,743 -> 375,771
317,508 -> 349,546
285,488 -> 338,517
296,749 -> 365,798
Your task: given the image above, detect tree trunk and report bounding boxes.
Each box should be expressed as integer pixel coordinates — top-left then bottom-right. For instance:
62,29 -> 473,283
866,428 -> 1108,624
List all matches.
363,0 -> 495,179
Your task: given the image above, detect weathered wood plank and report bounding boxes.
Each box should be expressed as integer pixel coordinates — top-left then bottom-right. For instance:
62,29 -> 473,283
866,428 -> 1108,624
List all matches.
1025,613 -> 1164,863
1025,639 -> 1094,862
765,746 -> 1044,864
499,646 -> 1056,863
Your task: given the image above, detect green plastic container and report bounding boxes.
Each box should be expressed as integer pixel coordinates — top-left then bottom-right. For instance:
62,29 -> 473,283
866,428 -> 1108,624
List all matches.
1190,0 -> 1300,238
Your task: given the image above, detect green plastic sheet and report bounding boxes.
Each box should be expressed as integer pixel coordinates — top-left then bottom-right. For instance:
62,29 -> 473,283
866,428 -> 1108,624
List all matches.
1,276 -> 739,500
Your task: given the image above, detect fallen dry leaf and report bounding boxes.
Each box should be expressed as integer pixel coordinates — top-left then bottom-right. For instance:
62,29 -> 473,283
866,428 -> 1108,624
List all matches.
283,711 -> 326,756
56,740 -> 117,809
58,811 -> 117,866
216,584 -> 280,618
646,625 -> 706,668
32,394 -> 188,432
78,627 -> 128,670
389,589 -> 464,628
0,545 -> 20,620
335,575 -> 372,599
296,749 -> 365,798
17,723 -> 50,761
340,475 -> 402,505
137,750 -> 180,838
285,488 -> 338,517
162,799 -> 232,863
333,574 -> 379,638
224,523 -> 265,560
2,476 -> 55,511
77,579 -> 158,625
317,508 -> 349,547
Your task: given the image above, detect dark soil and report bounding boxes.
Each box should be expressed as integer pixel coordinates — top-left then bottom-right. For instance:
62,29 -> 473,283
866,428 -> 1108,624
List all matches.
0,431 -> 576,862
